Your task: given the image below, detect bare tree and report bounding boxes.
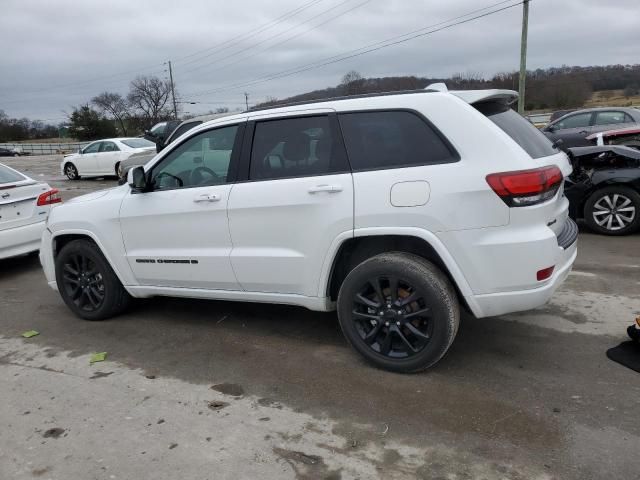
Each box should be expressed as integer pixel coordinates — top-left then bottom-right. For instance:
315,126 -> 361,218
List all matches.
127,76 -> 173,127
341,70 -> 364,95
92,92 -> 130,135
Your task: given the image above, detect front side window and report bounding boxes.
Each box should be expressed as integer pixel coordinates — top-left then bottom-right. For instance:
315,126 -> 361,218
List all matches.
249,115 -> 346,180
100,141 -> 119,152
169,121 -> 202,144
555,113 -> 592,129
594,111 -> 628,126
83,142 -> 101,154
150,125 -> 239,190
338,111 -> 457,171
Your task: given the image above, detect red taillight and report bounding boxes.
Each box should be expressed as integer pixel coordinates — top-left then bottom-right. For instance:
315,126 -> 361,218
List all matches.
37,189 -> 62,206
486,166 -> 563,207
537,266 -> 555,281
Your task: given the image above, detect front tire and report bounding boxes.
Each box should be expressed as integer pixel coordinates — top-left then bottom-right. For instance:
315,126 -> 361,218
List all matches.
584,186 -> 640,235
55,239 -> 131,320
337,252 -> 459,373
64,162 -> 80,180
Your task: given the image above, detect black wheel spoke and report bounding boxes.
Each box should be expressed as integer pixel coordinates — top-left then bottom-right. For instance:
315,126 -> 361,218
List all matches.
64,264 -> 78,276
399,291 -> 418,306
61,253 -> 105,312
370,278 -> 386,306
389,276 -> 399,303
355,293 -> 380,309
405,308 -> 430,319
352,310 -> 380,321
396,328 -> 418,353
363,322 -> 383,345
405,322 -> 430,341
379,332 -> 393,355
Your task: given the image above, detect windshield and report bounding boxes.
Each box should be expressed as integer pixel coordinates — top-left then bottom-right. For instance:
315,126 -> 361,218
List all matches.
121,138 -> 155,149
475,101 -> 557,159
0,163 -> 27,184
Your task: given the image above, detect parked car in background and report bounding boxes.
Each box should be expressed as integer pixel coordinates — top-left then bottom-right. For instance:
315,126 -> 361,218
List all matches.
61,138 -> 155,180
586,125 -> 640,149
549,109 -> 575,123
543,107 -> 640,148
0,147 -> 19,157
525,112 -> 551,128
41,87 -> 576,372
118,113 -> 231,180
0,162 -> 61,259
143,120 -> 181,148
565,145 -> 640,235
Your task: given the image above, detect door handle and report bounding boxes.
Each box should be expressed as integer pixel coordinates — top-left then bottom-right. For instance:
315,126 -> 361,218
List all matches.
308,184 -> 343,194
194,193 -> 221,202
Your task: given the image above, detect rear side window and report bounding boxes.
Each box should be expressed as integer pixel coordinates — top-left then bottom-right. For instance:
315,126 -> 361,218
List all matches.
594,111 -> 628,126
0,164 -> 26,184
250,115 -> 348,180
476,102 -> 556,159
338,111 -> 457,171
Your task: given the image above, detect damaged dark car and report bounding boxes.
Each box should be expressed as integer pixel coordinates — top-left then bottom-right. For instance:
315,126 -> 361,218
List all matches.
565,145 -> 640,235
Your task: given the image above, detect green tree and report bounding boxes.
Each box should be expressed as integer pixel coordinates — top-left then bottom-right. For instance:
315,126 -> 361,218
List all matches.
67,105 -> 116,141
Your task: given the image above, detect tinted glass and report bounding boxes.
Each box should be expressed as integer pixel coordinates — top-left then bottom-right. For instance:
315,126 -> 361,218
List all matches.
476,102 -> 556,159
169,121 -> 202,143
555,113 -> 592,129
250,116 -> 345,180
151,125 -> 239,190
100,141 -> 119,152
83,142 -> 101,154
121,138 -> 155,148
0,164 -> 26,184
594,111 -> 627,126
338,111 -> 456,171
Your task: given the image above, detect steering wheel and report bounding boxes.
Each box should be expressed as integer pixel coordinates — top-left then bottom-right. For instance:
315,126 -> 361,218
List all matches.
190,166 -> 218,185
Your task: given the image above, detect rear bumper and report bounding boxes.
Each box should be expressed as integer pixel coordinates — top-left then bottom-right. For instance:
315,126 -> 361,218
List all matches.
464,239 -> 577,318
0,221 -> 46,260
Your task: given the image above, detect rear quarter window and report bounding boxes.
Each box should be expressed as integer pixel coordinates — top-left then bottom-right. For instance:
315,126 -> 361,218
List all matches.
0,164 -> 27,184
475,102 -> 557,159
338,111 -> 458,171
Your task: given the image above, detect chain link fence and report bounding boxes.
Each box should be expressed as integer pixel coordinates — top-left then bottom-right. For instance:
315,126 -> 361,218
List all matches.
0,142 -> 89,155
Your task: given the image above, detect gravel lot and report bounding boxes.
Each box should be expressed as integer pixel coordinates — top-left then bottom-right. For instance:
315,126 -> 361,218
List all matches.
1,155 -> 640,479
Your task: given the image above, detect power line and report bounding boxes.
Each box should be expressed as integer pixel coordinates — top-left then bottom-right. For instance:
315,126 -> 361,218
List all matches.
184,0 -> 524,99
179,0 -> 366,77
174,0 -> 325,66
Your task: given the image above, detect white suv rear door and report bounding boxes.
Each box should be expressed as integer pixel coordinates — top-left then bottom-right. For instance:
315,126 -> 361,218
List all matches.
119,122 -> 246,290
227,112 -> 353,296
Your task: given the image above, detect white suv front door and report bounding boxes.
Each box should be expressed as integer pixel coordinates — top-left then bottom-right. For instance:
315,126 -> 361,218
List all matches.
119,123 -> 245,290
228,114 -> 353,297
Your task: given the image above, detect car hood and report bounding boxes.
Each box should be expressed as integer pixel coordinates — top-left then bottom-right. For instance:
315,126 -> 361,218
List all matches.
65,188 -> 116,204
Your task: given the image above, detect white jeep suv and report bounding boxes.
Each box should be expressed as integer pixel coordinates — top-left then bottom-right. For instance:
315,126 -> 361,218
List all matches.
40,87 -> 577,372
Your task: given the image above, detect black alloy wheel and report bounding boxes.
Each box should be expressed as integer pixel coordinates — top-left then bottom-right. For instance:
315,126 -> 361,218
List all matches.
61,253 -> 106,312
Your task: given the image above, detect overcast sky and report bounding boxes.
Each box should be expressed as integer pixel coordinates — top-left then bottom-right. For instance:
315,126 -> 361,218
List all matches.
0,0 -> 637,122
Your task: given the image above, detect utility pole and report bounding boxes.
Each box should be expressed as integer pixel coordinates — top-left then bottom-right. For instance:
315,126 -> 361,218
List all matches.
244,92 -> 249,111
518,0 -> 530,114
168,60 -> 178,119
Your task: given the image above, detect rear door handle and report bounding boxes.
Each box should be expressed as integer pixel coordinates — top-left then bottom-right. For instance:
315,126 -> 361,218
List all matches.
194,193 -> 221,203
308,184 -> 343,194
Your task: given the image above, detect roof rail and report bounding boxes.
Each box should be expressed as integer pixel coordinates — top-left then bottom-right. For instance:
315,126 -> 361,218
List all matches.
248,89 -> 436,113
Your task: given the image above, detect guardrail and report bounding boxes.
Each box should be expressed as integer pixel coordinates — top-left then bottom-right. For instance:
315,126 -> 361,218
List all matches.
0,142 -> 89,155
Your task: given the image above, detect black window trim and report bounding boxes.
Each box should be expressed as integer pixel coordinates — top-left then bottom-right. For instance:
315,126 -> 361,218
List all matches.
336,108 -> 460,173
236,112 -> 351,183
138,121 -> 246,194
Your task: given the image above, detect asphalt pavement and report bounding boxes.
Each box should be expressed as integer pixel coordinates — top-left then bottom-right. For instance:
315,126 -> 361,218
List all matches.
1,155 -> 639,480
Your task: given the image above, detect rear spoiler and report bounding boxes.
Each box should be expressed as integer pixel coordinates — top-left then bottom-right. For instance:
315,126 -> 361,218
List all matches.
426,83 -> 518,106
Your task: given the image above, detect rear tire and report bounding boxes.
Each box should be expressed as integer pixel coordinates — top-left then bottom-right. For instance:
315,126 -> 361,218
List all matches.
337,252 -> 459,373
55,239 -> 131,320
115,162 -> 122,178
584,185 -> 640,235
64,162 -> 80,180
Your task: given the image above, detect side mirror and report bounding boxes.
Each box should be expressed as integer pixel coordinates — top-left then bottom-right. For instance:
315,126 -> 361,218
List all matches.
156,139 -> 165,153
128,166 -> 149,192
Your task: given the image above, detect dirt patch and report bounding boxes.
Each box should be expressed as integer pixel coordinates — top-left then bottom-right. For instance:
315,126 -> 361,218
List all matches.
273,447 -> 341,480
42,427 -> 65,439
208,400 -> 229,411
211,383 -> 244,397
31,467 -> 52,476
257,397 -> 283,409
90,371 -> 114,379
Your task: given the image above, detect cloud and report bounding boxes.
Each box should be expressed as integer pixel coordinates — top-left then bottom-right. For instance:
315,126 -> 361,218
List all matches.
0,0 -> 636,120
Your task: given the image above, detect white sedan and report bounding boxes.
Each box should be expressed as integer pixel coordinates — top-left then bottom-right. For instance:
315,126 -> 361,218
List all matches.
0,162 -> 60,260
61,138 -> 156,180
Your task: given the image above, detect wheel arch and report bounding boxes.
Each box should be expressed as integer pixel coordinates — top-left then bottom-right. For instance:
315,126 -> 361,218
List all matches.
51,231 -> 132,290
323,230 -> 475,314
